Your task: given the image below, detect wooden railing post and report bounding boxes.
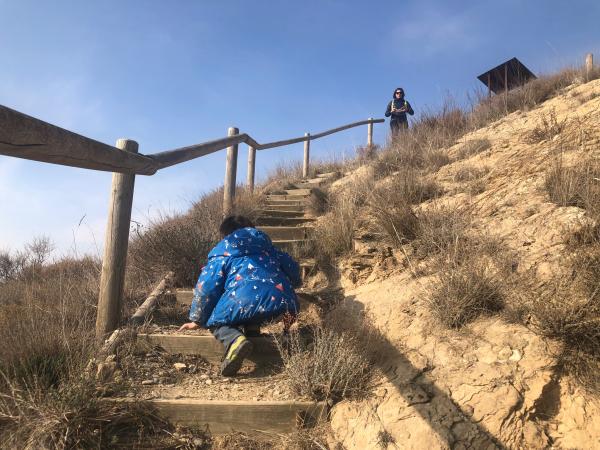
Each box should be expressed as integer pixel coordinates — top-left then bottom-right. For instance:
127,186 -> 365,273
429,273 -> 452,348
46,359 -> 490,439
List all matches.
586,53 -> 594,80
367,117 -> 374,147
302,133 -> 310,178
96,139 -> 139,341
223,126 -> 239,216
247,145 -> 256,193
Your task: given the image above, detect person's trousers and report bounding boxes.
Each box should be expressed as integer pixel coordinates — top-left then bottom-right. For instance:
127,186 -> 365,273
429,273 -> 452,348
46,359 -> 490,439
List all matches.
210,324 -> 262,352
390,120 -> 408,135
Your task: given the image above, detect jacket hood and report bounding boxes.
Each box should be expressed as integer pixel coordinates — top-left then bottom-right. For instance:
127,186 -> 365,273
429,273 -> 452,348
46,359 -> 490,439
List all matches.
208,227 -> 273,259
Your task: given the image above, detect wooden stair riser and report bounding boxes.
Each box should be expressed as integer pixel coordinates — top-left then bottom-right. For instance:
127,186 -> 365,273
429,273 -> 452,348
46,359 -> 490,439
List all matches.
256,217 -> 314,227
259,209 -> 307,218
258,226 -> 310,241
136,334 -> 281,366
266,194 -> 310,202
284,189 -> 312,196
106,399 -> 326,436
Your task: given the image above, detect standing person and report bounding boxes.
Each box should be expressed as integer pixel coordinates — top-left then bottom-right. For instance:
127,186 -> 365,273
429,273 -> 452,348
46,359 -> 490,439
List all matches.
385,88 -> 414,135
179,215 -> 301,376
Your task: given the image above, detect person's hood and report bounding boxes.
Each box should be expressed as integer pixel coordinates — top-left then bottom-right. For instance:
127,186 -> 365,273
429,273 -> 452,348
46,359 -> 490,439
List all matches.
208,227 -> 273,259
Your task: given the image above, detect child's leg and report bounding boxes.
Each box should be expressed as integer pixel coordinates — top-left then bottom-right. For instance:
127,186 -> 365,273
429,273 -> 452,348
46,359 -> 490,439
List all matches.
210,325 -> 244,350
210,325 -> 253,377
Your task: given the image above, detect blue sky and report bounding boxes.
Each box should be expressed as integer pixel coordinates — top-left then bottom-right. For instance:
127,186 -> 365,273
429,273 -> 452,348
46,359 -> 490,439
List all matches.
1,0 -> 599,256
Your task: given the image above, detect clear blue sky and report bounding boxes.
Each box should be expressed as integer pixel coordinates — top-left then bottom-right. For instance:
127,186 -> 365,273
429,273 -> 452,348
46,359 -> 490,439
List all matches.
1,0 -> 599,256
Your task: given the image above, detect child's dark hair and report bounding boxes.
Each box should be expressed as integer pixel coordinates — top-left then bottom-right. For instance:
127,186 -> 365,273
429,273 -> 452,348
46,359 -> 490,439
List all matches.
219,215 -> 255,237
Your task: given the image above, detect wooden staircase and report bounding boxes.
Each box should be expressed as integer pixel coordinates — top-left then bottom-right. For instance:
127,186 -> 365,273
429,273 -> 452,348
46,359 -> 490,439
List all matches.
109,172 -> 337,437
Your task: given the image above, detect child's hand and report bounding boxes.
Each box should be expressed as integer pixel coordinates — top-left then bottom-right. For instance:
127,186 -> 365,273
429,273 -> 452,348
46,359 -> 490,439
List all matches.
179,322 -> 200,331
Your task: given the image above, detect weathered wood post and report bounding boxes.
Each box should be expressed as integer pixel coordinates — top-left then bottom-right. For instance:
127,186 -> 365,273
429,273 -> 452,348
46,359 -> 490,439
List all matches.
302,133 -> 310,178
586,53 -> 594,80
96,139 -> 139,341
247,145 -> 256,193
223,127 -> 239,216
367,117 -> 374,147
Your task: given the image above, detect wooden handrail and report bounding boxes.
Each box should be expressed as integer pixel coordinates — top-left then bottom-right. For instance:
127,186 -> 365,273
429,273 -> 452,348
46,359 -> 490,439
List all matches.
0,104 -> 383,175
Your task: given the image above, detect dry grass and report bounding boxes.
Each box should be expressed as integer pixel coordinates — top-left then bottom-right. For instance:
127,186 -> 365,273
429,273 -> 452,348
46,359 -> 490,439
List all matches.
0,379 -> 194,449
545,158 -> 600,218
455,138 -> 492,159
275,320 -> 376,403
453,165 -> 489,183
524,110 -> 566,144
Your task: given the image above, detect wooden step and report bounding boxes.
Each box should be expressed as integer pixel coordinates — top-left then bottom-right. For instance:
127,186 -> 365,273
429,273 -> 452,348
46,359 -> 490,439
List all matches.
256,217 -> 314,226
266,194 -> 310,202
260,209 -> 306,218
107,398 -> 326,436
284,189 -> 312,196
136,333 -> 280,366
272,239 -> 311,254
258,226 -> 309,241
264,202 -> 306,211
316,172 -> 338,178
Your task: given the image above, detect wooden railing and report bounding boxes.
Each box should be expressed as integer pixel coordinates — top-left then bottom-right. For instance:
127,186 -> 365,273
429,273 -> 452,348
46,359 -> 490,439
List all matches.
0,103 -> 383,339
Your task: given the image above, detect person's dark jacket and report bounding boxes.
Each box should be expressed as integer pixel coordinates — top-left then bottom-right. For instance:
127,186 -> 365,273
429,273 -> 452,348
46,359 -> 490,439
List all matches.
189,227 -> 301,328
385,98 -> 414,124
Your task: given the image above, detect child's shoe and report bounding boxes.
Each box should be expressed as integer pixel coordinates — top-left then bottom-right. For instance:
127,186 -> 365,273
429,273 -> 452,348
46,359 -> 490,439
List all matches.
220,335 -> 253,377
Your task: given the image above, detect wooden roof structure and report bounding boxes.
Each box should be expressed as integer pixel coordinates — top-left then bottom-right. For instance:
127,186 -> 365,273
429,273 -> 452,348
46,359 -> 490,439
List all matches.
477,57 -> 536,95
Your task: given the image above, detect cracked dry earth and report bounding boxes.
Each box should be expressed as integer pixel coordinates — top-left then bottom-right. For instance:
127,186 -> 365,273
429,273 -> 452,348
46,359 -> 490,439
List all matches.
328,79 -> 600,449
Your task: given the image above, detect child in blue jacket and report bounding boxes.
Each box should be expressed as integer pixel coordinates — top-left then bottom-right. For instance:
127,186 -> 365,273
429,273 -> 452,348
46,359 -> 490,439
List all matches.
179,215 -> 301,376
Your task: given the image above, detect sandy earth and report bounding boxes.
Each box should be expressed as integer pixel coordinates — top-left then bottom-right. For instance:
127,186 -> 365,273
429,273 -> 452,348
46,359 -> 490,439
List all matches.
328,79 -> 600,449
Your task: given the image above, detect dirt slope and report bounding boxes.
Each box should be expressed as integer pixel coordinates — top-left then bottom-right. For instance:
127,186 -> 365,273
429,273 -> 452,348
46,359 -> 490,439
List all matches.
329,79 -> 600,449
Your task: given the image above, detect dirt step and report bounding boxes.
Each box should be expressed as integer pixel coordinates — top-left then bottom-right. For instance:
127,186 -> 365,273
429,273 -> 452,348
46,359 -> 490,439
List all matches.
256,217 -> 315,227
136,333 -> 281,366
258,226 -> 310,241
106,398 -> 326,436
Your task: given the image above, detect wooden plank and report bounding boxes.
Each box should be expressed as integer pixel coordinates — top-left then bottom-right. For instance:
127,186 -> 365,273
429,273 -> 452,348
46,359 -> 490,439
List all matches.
136,334 -> 281,366
0,105 -> 157,175
257,118 -> 384,151
255,217 -> 314,227
130,272 -> 174,326
260,209 -> 306,218
108,399 -> 327,435
258,226 -> 309,241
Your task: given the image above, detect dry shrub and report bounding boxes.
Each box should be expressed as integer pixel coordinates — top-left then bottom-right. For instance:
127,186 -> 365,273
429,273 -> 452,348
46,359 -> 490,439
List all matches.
453,165 -> 489,182
356,144 -> 379,163
456,138 -> 492,159
368,191 -> 419,247
524,110 -> 566,144
430,262 -> 504,328
529,277 -> 600,392
413,206 -> 470,259
545,158 -> 600,218
213,426 -> 331,450
0,249 -> 99,391
0,379 -> 200,449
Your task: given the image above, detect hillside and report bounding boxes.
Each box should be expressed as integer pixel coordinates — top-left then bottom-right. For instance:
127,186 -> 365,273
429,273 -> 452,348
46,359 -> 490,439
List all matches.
325,78 -> 600,448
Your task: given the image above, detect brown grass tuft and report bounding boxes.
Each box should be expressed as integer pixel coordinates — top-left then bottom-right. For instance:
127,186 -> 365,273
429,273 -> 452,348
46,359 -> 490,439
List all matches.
455,138 -> 492,159
545,158 -> 600,218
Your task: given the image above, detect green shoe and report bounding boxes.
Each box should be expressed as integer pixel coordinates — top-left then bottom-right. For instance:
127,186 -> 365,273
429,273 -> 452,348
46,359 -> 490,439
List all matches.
221,335 -> 253,377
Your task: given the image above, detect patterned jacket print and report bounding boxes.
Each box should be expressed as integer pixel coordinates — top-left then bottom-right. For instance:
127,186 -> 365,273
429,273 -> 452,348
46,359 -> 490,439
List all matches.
189,227 -> 301,328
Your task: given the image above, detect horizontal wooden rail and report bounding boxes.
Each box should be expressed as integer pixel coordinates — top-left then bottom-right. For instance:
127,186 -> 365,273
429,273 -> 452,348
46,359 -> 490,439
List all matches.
0,104 -> 383,175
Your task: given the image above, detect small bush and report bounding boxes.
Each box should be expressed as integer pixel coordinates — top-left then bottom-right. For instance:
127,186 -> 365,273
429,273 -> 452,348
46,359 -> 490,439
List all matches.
368,188 -> 419,247
276,326 -> 373,402
0,379 -> 195,449
430,262 -> 504,328
413,206 -> 470,259
545,158 -> 600,218
456,138 -> 492,159
524,110 -> 566,144
454,165 -> 489,182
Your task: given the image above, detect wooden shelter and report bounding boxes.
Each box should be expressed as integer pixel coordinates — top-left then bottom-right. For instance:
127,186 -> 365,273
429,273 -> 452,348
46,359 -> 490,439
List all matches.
477,57 -> 536,96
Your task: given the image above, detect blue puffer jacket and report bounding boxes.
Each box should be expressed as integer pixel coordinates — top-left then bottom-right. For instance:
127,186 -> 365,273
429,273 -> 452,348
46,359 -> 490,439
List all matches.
189,227 -> 301,328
